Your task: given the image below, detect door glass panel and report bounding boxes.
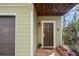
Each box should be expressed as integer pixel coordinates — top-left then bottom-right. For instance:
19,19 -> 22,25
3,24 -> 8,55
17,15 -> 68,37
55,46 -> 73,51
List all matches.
43,23 -> 53,47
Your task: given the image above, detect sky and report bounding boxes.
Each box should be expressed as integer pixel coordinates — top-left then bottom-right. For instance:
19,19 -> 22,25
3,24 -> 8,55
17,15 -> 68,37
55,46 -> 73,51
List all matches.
62,5 -> 76,27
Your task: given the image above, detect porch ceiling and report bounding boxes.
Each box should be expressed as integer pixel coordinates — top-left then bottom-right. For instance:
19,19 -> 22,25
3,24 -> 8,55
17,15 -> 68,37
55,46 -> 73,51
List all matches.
34,3 -> 77,16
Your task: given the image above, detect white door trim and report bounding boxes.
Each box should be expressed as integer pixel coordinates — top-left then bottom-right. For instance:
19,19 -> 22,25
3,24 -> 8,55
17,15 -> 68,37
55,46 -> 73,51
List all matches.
30,4 -> 34,56
41,21 -> 56,48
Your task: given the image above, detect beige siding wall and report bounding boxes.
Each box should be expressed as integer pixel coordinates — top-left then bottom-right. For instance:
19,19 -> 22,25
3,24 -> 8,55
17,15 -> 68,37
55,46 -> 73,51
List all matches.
0,5 -> 31,56
37,16 -> 62,47
33,7 -> 38,55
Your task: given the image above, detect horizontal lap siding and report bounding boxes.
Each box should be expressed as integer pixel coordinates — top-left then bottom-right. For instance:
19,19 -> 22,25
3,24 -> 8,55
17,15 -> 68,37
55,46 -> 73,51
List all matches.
0,6 -> 31,56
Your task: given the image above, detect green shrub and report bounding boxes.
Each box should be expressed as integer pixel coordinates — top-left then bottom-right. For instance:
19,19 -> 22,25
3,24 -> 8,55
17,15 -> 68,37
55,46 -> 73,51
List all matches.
37,43 -> 42,48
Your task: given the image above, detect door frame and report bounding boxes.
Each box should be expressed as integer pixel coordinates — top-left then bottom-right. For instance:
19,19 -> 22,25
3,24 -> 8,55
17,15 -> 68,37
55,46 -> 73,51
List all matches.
41,21 -> 56,48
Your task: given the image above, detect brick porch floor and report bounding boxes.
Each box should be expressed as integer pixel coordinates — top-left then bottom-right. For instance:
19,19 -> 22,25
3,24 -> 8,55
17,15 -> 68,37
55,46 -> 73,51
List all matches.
35,48 -> 55,56
35,47 -> 75,56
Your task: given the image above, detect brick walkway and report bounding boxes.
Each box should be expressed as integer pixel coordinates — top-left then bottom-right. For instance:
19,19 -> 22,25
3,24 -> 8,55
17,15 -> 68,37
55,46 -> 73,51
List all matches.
35,48 -> 55,56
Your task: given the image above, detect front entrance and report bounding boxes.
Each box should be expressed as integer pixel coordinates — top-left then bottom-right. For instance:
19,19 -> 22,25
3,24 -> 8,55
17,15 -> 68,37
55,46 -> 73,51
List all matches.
42,21 -> 55,48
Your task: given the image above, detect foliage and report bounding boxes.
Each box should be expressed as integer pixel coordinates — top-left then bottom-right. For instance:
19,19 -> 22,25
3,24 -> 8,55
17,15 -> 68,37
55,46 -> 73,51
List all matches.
37,43 -> 42,48
63,28 -> 74,45
63,34 -> 71,45
63,19 -> 79,45
69,20 -> 79,32
63,25 -> 77,45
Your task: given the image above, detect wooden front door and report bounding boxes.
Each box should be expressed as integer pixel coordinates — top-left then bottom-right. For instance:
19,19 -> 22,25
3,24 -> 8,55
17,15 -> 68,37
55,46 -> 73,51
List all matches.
0,16 -> 15,56
42,21 -> 54,48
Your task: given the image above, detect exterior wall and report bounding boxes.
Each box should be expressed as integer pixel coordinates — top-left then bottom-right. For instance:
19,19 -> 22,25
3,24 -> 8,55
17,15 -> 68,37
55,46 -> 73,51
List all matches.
33,6 -> 38,55
0,5 -> 31,56
37,16 -> 62,47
